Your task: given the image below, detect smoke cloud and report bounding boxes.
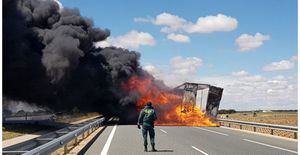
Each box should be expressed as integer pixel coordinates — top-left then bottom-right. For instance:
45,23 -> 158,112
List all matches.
3,0 -> 156,122
3,97 -> 47,114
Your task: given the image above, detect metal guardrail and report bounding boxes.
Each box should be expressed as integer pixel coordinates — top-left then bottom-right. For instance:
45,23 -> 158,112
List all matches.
218,119 -> 298,139
3,117 -> 105,155
4,114 -> 55,121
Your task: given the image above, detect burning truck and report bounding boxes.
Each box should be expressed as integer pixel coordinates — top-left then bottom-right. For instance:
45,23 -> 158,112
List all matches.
174,82 -> 223,118
122,76 -> 223,126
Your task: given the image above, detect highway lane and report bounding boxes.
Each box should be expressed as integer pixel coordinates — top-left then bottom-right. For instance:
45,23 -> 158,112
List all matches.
84,125 -> 297,155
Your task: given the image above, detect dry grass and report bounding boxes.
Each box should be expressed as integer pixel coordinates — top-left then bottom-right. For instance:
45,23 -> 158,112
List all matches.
55,112 -> 101,124
2,124 -> 51,140
218,111 -> 297,126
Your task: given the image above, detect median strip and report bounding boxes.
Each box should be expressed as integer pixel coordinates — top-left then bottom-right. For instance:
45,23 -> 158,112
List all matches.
191,146 -> 208,155
194,127 -> 229,136
243,139 -> 297,154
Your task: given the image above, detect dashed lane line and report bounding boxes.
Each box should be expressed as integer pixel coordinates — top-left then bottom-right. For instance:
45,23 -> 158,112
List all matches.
160,129 -> 167,134
192,146 -> 209,155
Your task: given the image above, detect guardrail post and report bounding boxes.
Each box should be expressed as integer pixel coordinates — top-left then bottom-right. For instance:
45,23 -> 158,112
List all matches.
64,144 -> 67,154
294,132 -> 297,139
239,125 -> 242,129
270,129 -> 274,135
253,126 -> 256,132
74,136 -> 78,145
228,123 -> 231,127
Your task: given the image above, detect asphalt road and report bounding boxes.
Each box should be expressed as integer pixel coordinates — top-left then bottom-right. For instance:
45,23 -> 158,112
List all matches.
84,125 -> 297,155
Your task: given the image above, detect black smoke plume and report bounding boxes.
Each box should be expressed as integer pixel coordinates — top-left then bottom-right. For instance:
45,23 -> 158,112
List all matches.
3,0 -> 151,122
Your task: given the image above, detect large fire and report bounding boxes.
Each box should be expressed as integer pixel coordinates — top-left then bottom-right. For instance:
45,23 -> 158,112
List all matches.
122,75 -> 218,126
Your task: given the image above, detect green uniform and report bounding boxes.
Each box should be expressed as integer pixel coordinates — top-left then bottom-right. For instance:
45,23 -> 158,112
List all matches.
137,105 -> 157,146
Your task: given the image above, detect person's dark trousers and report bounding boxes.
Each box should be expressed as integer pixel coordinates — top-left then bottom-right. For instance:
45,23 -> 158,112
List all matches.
142,126 -> 155,147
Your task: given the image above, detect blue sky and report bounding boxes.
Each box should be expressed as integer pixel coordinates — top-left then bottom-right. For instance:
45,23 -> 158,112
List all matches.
60,0 -> 297,110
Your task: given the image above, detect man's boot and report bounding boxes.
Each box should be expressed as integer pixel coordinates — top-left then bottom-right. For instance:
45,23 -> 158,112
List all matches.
151,144 -> 157,152
144,145 -> 148,152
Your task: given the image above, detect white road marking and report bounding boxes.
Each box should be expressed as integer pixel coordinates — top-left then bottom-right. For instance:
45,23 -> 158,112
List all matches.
194,127 -> 229,136
243,139 -> 297,154
191,146 -> 209,155
160,129 -> 167,134
101,125 -> 117,155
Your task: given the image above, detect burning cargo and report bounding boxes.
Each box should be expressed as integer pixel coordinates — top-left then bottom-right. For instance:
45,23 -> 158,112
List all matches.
174,82 -> 223,118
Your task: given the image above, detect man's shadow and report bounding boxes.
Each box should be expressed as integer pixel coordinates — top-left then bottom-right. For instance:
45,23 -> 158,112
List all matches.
149,149 -> 174,152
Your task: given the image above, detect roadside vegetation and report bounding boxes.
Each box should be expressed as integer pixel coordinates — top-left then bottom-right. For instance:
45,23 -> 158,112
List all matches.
218,110 -> 297,126
54,110 -> 101,124
3,110 -> 101,140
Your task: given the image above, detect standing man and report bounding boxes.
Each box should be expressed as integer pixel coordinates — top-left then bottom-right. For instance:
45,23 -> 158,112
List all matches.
137,102 -> 157,152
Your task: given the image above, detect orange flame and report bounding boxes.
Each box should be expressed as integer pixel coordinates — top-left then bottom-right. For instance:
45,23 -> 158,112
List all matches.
122,75 -> 218,126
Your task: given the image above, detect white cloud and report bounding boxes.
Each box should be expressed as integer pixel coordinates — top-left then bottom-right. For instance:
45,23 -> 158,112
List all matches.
232,70 -> 249,76
95,40 -> 110,48
262,56 -> 297,71
263,60 -> 294,71
143,65 -> 161,75
197,74 -> 297,110
136,12 -> 238,34
94,30 -> 156,49
170,56 -> 203,75
185,14 -> 238,33
143,65 -> 194,87
241,75 -> 266,82
142,56 -> 203,87
153,13 -> 188,33
290,55 -> 298,61
167,33 -> 190,43
235,33 -> 270,51
272,75 -> 286,81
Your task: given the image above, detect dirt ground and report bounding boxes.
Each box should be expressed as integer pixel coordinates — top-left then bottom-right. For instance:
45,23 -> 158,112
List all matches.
218,111 -> 297,126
